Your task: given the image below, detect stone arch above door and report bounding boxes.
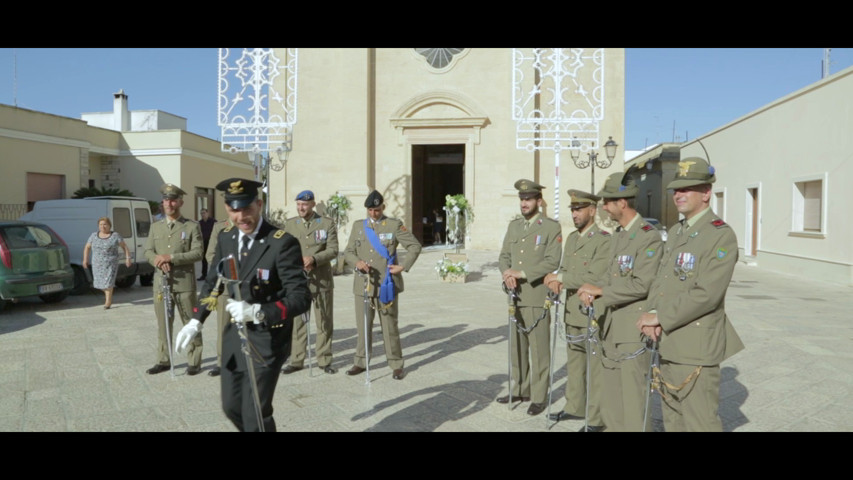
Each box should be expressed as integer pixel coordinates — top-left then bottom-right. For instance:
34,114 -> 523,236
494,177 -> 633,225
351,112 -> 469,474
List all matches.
389,90 -> 490,145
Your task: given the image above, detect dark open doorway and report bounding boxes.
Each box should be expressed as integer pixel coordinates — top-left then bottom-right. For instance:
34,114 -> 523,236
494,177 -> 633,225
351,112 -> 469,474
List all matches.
411,144 -> 464,245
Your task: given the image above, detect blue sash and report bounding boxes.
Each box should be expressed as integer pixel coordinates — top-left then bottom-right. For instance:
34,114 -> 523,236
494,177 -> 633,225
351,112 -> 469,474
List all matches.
363,219 -> 397,304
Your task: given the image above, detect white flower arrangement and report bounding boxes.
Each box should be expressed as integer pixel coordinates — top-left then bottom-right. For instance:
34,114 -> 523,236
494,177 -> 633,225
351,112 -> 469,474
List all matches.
444,194 -> 474,249
435,258 -> 469,280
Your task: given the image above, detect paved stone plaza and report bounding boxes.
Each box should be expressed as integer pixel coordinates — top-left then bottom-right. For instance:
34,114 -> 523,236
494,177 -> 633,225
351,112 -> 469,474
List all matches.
1,246 -> 851,432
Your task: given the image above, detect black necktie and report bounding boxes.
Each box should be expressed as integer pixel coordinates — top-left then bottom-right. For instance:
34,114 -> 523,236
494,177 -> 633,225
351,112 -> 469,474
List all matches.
240,236 -> 251,263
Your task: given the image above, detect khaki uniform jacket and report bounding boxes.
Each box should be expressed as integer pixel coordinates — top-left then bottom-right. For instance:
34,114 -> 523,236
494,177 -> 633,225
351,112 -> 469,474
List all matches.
558,224 -> 611,327
499,215 -> 563,307
205,219 -> 233,267
345,216 -> 422,298
648,213 -> 745,366
144,216 -> 203,293
284,213 -> 338,294
595,217 -> 663,345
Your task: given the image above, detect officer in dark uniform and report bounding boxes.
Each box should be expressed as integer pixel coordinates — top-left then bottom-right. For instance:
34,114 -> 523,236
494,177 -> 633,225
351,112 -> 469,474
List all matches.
175,178 -> 311,432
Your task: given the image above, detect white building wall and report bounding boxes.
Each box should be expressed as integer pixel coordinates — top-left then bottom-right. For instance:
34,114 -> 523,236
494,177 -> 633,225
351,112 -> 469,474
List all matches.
681,66 -> 853,285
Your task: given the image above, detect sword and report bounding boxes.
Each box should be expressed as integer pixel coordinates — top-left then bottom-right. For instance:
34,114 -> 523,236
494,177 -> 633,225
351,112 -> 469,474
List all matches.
219,254 -> 265,432
582,303 -> 596,432
303,303 -> 313,377
642,336 -> 660,432
503,283 -> 519,411
161,270 -> 176,379
359,270 -> 372,386
546,289 -> 564,429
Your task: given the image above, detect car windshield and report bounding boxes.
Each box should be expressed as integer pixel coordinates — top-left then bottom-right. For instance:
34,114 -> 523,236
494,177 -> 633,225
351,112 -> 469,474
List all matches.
1,225 -> 59,249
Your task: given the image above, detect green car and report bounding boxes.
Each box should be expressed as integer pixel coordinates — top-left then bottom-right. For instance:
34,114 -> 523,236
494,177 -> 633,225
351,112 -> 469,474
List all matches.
0,220 -> 75,312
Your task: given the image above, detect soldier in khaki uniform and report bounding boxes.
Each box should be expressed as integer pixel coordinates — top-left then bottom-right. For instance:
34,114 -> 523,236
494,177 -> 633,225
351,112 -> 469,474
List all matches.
203,217 -> 234,377
578,173 -> 663,431
636,157 -> 744,432
498,179 -> 562,417
281,190 -> 339,375
344,190 -> 422,380
144,184 -> 204,375
544,189 -> 611,427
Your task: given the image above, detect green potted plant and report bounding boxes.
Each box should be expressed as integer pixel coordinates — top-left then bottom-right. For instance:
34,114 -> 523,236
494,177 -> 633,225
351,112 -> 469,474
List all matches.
326,192 -> 352,274
435,256 -> 469,283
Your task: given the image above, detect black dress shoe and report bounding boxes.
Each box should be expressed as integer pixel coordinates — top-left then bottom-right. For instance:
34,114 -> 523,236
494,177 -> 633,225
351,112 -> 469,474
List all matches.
281,365 -> 303,375
346,366 -> 366,376
146,363 -> 170,375
197,276 -> 206,281
578,425 -> 605,432
527,403 -> 546,416
186,365 -> 201,376
392,368 -> 405,380
208,367 -> 221,377
495,395 -> 531,404
321,365 -> 338,374
548,411 -> 585,422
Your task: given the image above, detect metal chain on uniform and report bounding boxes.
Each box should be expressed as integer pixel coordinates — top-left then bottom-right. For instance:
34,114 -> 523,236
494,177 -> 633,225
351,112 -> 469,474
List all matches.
651,363 -> 703,401
503,283 -> 550,334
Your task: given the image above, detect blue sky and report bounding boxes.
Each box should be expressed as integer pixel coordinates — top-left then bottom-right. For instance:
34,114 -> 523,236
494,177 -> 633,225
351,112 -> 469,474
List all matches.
2,48 -> 851,152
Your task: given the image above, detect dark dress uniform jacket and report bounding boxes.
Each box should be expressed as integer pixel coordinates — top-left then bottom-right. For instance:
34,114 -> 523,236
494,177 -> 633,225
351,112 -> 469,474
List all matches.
648,212 -> 744,366
195,220 -> 311,370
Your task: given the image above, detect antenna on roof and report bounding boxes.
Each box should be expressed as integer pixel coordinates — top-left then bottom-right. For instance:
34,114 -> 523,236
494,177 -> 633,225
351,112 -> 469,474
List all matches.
13,49 -> 17,107
822,48 -> 832,79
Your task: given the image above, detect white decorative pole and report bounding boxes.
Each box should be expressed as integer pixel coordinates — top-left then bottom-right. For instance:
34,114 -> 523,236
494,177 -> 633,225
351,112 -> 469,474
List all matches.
218,48 -> 298,215
512,48 -> 604,221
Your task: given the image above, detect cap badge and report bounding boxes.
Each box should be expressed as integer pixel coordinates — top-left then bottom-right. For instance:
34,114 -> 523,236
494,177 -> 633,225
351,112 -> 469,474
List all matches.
677,160 -> 696,177
228,181 -> 244,194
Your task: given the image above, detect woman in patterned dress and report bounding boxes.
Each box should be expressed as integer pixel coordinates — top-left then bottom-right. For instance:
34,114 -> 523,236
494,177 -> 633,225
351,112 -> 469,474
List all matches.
82,217 -> 132,309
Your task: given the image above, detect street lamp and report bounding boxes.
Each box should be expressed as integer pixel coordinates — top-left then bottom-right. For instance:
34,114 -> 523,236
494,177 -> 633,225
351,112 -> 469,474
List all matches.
571,136 -> 619,193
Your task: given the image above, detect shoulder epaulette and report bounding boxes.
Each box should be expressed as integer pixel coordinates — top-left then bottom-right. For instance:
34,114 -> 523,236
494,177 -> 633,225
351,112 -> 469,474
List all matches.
273,229 -> 285,239
600,230 -> 611,236
223,226 -> 233,232
712,219 -> 728,228
641,224 -> 654,232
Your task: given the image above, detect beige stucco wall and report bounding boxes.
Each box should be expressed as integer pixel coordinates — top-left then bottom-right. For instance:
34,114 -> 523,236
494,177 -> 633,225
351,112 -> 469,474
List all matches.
0,104 -> 251,221
680,66 -> 853,285
268,48 -> 625,250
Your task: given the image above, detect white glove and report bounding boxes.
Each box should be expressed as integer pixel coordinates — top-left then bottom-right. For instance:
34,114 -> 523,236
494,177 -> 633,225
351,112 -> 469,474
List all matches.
226,299 -> 261,325
175,319 -> 202,355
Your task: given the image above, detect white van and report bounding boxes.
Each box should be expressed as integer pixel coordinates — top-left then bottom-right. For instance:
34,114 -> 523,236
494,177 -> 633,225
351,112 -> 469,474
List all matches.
20,196 -> 156,294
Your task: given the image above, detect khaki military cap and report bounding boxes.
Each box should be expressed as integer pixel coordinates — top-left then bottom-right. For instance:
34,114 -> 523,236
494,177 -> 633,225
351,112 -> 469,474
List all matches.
514,179 -> 545,199
597,172 -> 639,199
667,157 -> 716,189
160,183 -> 187,199
567,189 -> 600,206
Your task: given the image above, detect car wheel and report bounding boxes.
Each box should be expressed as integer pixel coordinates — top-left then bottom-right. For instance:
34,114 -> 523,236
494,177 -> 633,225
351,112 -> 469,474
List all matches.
115,275 -> 137,289
40,290 -> 70,304
70,265 -> 90,295
139,273 -> 154,287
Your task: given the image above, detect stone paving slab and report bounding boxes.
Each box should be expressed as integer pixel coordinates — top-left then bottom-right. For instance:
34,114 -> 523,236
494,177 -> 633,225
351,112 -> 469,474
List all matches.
0,245 -> 851,432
